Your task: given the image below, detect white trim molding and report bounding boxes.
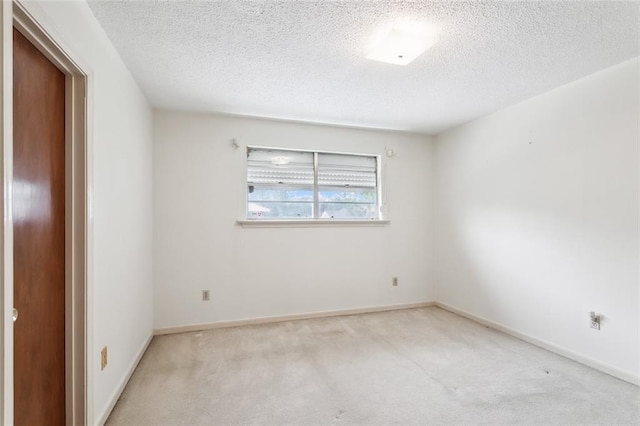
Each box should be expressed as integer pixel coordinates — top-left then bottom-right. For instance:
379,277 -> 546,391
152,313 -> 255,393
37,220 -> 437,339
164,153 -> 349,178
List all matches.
436,302 -> 640,387
96,332 -> 153,426
0,2 -> 14,422
237,219 -> 390,228
155,301 -> 435,335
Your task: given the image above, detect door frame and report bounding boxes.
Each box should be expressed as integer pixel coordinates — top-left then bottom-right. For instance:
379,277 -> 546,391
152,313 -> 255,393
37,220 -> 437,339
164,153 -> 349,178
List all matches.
1,1 -> 91,424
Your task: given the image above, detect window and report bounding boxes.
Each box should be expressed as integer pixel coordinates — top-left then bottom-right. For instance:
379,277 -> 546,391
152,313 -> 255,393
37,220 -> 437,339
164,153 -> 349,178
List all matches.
247,147 -> 380,220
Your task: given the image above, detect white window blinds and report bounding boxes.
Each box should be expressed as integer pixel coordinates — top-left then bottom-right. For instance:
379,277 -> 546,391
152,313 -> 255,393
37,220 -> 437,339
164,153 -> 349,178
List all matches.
246,147 -> 380,220
247,149 -> 314,186
318,153 -> 377,188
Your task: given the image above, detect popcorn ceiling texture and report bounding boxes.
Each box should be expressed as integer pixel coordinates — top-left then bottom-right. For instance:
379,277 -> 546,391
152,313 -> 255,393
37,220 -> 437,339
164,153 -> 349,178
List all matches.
87,1 -> 639,134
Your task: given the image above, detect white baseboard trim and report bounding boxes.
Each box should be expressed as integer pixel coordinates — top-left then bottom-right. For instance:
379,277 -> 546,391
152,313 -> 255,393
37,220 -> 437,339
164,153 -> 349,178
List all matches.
154,301 -> 436,336
96,331 -> 154,425
435,302 -> 639,386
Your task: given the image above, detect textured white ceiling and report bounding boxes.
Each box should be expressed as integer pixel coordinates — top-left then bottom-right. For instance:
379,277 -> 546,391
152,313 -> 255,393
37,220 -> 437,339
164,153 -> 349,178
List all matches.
87,1 -> 640,134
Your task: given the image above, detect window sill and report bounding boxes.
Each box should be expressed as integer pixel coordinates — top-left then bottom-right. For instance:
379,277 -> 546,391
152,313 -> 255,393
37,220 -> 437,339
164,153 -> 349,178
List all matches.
237,219 -> 390,228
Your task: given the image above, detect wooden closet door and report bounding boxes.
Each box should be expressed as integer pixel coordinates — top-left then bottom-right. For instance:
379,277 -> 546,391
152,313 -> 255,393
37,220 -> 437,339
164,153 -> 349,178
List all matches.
13,27 -> 66,425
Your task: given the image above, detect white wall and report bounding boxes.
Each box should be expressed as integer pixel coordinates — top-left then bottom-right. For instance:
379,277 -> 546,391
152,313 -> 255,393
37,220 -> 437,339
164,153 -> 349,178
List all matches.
18,2 -> 154,423
434,58 -> 639,382
153,111 -> 434,329
7,3 -> 637,423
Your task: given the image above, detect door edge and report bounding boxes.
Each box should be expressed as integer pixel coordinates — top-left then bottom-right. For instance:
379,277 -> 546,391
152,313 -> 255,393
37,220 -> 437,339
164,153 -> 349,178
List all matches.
6,2 -> 92,424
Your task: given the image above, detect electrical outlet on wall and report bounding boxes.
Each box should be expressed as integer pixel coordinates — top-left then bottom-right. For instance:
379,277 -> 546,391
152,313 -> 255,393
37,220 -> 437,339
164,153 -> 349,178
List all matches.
202,290 -> 210,301
101,346 -> 108,370
392,277 -> 398,287
589,312 -> 601,330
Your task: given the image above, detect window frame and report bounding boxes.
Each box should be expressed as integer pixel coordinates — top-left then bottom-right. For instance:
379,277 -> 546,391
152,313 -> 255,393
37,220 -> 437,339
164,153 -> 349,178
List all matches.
244,146 -> 384,222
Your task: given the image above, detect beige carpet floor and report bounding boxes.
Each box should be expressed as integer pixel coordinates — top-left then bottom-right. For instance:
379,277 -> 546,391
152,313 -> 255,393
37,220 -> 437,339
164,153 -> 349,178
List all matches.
107,307 -> 640,425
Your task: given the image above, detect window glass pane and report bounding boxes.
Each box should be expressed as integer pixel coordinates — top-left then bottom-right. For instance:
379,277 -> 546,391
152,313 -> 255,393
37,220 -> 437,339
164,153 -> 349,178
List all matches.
246,148 -> 380,220
248,201 -> 313,219
319,203 -> 378,219
248,186 -> 313,202
318,187 -> 377,203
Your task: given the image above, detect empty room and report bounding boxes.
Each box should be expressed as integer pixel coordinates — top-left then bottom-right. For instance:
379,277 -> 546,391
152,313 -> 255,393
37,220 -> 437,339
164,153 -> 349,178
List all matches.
2,0 -> 639,425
